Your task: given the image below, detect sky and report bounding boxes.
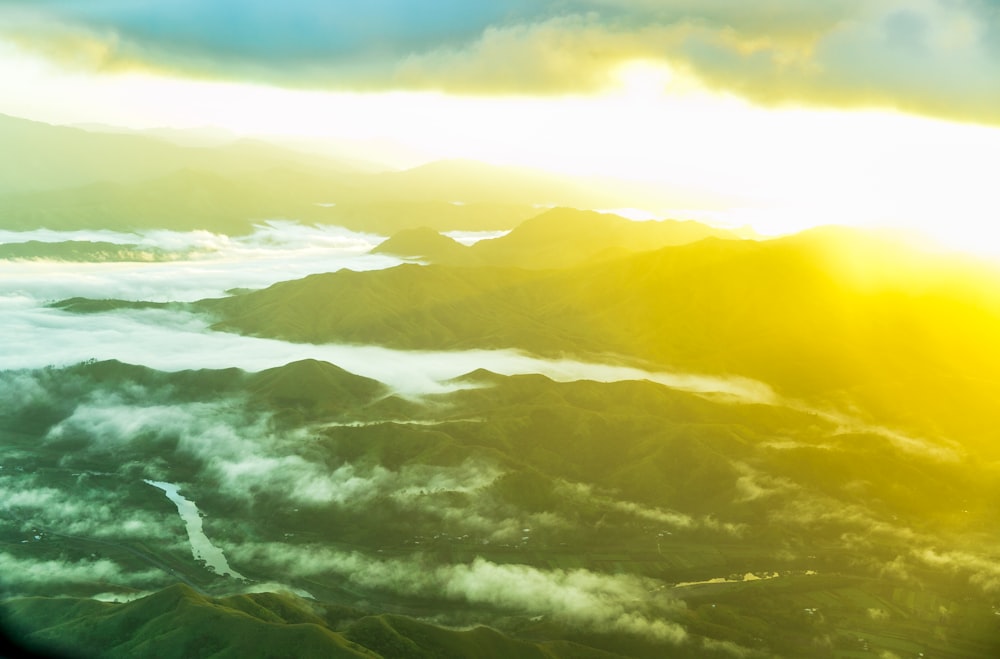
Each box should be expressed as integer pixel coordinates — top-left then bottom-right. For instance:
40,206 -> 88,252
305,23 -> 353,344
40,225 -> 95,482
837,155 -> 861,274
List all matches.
0,0 -> 998,249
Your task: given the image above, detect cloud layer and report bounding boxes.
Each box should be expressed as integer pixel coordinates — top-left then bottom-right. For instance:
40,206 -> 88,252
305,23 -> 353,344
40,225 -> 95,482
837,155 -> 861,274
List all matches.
1,0 -> 998,124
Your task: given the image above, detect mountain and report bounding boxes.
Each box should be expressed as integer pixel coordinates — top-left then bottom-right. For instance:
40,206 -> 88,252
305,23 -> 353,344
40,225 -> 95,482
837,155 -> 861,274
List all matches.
2,114 -> 701,236
0,114 -> 358,195
200,264 -> 557,350
372,209 -> 742,269
2,584 -> 375,658
0,168 -> 336,234
246,359 -> 388,414
4,357 -> 998,658
310,201 -> 537,234
372,227 -> 483,265
1,583 -> 632,659
198,227 -> 1000,446
468,208 -> 743,269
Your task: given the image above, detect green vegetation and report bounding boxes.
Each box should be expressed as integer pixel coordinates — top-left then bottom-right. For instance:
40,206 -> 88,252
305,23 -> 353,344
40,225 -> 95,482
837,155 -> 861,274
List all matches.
3,353 -> 1000,657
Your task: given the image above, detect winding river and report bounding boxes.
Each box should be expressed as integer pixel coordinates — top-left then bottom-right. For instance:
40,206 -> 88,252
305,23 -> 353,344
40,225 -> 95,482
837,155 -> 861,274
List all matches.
144,480 -> 246,580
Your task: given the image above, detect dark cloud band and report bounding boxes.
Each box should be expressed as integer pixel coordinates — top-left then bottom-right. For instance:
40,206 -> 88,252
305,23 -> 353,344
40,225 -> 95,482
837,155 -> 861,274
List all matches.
2,0 -> 998,125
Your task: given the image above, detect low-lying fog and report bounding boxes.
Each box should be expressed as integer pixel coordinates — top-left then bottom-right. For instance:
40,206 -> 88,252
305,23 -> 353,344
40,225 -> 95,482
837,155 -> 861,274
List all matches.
0,222 -> 401,301
0,222 -> 776,401
1,299 -> 775,400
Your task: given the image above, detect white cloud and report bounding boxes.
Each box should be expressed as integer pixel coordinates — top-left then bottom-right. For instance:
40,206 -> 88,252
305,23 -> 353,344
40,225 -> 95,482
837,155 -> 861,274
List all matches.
231,543 -> 688,642
0,550 -> 166,592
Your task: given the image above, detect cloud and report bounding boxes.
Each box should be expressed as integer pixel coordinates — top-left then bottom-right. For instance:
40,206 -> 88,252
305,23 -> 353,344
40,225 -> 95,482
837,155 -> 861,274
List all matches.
912,547 -> 1000,594
557,481 -> 744,535
232,543 -> 688,642
0,473 -> 181,543
768,494 -> 918,544
732,463 -> 797,503
1,1 -> 997,124
0,550 -> 166,594
673,0 -> 1000,124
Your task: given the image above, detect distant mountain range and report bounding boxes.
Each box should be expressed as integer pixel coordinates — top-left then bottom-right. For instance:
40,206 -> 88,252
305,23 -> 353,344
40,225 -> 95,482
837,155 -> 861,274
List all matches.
0,114 -> 701,235
374,208 -> 743,268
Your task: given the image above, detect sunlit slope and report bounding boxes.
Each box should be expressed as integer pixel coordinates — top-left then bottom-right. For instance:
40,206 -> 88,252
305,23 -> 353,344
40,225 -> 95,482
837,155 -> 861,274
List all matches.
375,209 -> 742,269
202,227 -> 1000,445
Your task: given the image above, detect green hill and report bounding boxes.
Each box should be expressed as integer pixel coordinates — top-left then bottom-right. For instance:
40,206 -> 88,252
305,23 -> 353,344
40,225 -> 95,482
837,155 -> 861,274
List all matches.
1,584 -> 634,659
246,359 -> 388,414
1,584 -> 375,658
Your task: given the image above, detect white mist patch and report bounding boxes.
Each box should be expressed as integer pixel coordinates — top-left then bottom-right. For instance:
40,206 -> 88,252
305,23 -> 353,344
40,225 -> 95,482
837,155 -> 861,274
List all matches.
557,481 -> 743,535
0,221 -> 400,302
144,480 -> 246,580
